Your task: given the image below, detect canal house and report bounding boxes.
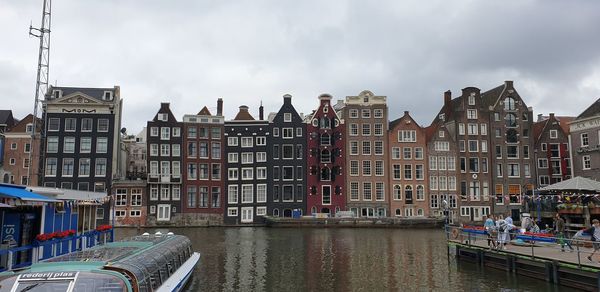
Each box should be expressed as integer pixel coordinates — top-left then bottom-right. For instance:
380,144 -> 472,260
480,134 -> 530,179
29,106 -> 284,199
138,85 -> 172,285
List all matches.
268,94 -> 307,217
306,94 -> 346,216
388,111 -> 429,218
224,105 -> 269,224
146,103 -> 183,224
1,114 -> 42,186
342,90 -> 390,217
182,98 -> 225,224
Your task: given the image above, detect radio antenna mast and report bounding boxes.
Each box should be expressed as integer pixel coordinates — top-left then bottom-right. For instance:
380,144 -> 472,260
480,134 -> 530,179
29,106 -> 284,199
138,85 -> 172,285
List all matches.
27,0 -> 52,185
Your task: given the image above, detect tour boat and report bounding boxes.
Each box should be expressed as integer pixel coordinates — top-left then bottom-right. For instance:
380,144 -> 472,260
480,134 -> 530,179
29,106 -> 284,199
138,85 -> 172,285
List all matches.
0,232 -> 200,292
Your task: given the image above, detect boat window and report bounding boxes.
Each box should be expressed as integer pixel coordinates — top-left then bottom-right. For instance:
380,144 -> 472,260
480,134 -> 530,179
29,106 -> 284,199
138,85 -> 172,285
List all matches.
14,281 -> 71,291
73,273 -> 128,292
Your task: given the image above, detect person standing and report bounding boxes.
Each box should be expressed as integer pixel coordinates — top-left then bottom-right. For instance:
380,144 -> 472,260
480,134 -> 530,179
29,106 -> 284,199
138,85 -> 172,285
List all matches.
484,215 -> 496,249
585,219 -> 600,262
555,213 -> 574,252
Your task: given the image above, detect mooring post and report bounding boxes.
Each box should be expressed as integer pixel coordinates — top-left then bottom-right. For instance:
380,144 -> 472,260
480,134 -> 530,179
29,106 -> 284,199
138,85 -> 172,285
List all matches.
576,241 -> 581,269
544,261 -> 553,282
552,260 -> 560,284
530,240 -> 535,259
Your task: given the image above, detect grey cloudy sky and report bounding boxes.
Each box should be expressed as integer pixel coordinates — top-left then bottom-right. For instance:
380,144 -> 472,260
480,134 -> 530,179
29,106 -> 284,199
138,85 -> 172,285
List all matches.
1,0 -> 600,133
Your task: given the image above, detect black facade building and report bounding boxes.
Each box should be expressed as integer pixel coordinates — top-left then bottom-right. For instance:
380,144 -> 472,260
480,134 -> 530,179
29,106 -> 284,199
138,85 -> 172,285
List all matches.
146,103 -> 183,224
41,86 -> 122,194
268,94 -> 306,217
224,105 -> 269,224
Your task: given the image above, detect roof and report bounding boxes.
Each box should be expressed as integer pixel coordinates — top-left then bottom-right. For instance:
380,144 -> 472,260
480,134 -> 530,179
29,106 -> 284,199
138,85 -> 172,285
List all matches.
539,176 -> 600,193
28,186 -> 108,203
533,115 -> 576,143
480,84 -> 505,108
233,106 -> 255,121
576,98 -> 600,119
197,106 -> 212,116
6,114 -> 42,133
0,110 -> 15,126
0,184 -> 58,202
47,86 -> 117,101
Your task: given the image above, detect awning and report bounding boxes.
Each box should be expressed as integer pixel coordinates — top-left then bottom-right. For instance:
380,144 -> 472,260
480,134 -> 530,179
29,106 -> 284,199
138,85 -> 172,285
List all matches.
538,176 -> 600,194
0,203 -> 14,208
0,184 -> 59,202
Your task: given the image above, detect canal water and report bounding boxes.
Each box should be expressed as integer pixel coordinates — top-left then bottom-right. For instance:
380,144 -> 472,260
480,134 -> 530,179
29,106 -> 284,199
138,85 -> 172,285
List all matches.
116,228 -> 565,291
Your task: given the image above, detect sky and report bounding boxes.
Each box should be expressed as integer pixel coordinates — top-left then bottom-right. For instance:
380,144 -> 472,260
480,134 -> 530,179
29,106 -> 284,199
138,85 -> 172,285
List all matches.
1,0 -> 600,134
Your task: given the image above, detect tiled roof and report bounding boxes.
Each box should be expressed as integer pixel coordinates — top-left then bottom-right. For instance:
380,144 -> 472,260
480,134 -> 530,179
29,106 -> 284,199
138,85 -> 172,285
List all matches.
480,84 -> 505,108
47,86 -> 116,101
6,114 -> 42,133
197,106 -> 212,116
233,106 -> 255,121
0,110 -> 14,125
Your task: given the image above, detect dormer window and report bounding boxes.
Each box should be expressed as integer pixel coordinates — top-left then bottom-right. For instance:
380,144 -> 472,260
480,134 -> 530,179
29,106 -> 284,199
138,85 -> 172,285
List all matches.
26,123 -> 34,133
52,89 -> 62,99
103,91 -> 113,101
158,113 -> 168,121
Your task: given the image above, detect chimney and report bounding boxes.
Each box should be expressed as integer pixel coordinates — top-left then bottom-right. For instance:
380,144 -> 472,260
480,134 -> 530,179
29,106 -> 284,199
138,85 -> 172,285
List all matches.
404,111 -> 409,116
217,98 -> 223,116
160,102 -> 170,110
537,114 -> 543,122
259,101 -> 264,120
549,112 -> 555,119
283,94 -> 292,104
505,80 -> 513,88
444,90 -> 451,106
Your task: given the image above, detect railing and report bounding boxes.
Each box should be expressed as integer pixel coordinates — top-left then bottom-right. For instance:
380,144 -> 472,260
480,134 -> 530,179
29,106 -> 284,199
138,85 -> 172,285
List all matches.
0,229 -> 114,273
446,225 -> 597,269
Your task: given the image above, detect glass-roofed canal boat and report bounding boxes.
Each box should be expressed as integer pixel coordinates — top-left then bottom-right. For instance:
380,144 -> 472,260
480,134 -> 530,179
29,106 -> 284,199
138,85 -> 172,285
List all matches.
0,232 -> 200,292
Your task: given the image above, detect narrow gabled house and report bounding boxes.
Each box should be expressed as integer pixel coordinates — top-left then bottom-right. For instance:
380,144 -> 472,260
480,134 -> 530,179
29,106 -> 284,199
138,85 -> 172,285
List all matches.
269,94 -> 307,217
182,98 -> 225,224
306,94 -> 346,216
426,91 -> 459,223
224,104 -> 269,224
146,103 -> 183,224
440,88 -> 492,224
343,90 -> 389,217
481,81 -> 535,220
569,98 -> 600,180
2,114 -> 42,186
388,111 -> 428,217
533,113 -> 574,187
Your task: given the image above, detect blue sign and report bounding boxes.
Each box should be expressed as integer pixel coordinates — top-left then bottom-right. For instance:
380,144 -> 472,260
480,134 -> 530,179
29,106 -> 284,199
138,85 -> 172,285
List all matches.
1,213 -> 21,245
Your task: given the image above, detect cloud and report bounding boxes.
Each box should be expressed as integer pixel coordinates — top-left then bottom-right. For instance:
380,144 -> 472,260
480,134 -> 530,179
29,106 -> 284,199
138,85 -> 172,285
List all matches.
1,0 -> 599,133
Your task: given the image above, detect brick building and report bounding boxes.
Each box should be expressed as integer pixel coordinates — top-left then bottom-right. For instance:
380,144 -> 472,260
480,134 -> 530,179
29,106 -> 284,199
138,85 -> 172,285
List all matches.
533,113 -> 574,187
112,179 -> 147,226
2,114 -> 42,186
570,98 -> 600,180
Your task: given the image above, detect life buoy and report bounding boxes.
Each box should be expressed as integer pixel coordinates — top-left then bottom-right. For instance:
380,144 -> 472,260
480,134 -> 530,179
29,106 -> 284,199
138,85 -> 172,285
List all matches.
451,228 -> 460,239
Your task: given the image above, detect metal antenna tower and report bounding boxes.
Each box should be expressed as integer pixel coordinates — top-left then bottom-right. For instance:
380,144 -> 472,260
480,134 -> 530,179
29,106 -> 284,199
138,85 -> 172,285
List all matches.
27,0 -> 52,185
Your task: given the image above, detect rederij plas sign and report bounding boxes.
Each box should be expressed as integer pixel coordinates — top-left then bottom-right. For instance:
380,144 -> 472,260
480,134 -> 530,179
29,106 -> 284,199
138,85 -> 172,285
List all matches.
19,272 -> 78,281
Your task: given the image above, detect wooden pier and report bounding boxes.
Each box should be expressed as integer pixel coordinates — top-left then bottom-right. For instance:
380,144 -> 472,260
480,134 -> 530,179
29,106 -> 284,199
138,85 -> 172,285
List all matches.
449,231 -> 600,291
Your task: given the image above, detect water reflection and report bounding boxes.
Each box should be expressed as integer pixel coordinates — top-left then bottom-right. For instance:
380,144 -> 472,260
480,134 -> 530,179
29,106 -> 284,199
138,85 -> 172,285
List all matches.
116,228 -> 565,291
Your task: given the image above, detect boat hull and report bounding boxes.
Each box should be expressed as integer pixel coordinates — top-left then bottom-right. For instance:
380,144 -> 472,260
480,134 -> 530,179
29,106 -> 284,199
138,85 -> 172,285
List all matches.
156,252 -> 200,292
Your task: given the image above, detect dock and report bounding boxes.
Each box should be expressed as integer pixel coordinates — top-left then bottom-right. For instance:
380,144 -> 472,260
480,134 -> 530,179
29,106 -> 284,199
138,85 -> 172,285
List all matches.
448,226 -> 600,291
264,216 -> 445,228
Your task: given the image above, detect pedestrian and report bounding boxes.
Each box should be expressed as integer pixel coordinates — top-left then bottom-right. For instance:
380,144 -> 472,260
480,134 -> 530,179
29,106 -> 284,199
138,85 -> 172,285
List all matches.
497,219 -> 510,250
585,219 -> 600,263
555,213 -> 574,252
505,213 -> 514,239
530,221 -> 540,234
484,215 -> 496,249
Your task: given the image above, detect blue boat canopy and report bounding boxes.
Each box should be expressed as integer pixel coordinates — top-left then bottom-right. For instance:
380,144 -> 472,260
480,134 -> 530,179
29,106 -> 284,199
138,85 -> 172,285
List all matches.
0,184 -> 58,202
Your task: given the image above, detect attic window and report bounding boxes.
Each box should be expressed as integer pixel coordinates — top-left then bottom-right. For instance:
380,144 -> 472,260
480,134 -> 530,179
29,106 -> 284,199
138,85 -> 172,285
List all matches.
103,91 -> 113,101
52,89 -> 62,99
26,123 -> 34,133
468,94 -> 475,105
159,113 -> 168,121
438,113 -> 445,121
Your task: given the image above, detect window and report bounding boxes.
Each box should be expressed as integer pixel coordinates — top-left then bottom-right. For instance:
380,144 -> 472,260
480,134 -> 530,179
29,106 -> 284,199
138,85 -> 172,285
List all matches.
256,152 -> 267,162
95,158 -> 107,177
273,127 -> 280,137
448,156 -> 456,170
393,164 -> 401,179
403,147 -> 412,159
160,185 -> 170,200
116,189 -> 128,206
376,183 -> 385,201
350,160 -> 360,176
550,129 -> 558,139
98,119 -> 109,132
363,182 -> 372,200
228,168 -> 238,180
362,161 -> 371,176
350,141 -> 359,155
79,158 -> 91,176
508,163 -> 519,177
64,118 -> 76,132
255,136 -> 267,146
228,186 -> 238,203
458,123 -> 465,135
171,144 -> 180,157
199,142 -> 208,158
467,109 -> 477,119
468,140 -> 478,152
350,124 -> 359,136
96,137 -> 108,153
505,113 -> 517,128
392,147 -> 400,159
296,127 -> 302,137
256,167 -> 267,179
242,185 -> 253,203
467,123 -> 478,135
541,143 -> 547,152
115,210 -> 126,218
350,182 -> 360,201
393,185 -> 402,200
241,152 -> 253,164
583,155 -> 591,170
375,160 -> 384,176
439,157 -> 446,170
48,118 -> 60,131
151,127 -> 159,137
227,208 -> 238,217
362,109 -> 371,118
45,158 -> 57,176
469,158 -> 479,172
430,194 -> 439,209
283,166 -> 294,180
374,124 -> 383,136
46,136 -> 58,153
496,145 -> 502,158
211,163 -> 221,180
435,141 -> 450,151
448,176 -> 457,190
241,137 -> 253,147
62,158 -> 74,176
504,97 -> 516,110
320,133 -> 331,146
480,124 -> 487,135
415,165 -> 424,180
283,128 -> 294,139
539,175 -> 550,186
160,144 -> 170,156
414,148 -> 423,159
241,167 -> 253,180
157,205 -> 171,221
404,185 -> 413,201
362,124 -> 371,136
283,145 -> 294,159
429,176 -> 438,190
211,142 -> 221,158
581,133 -> 589,147
416,185 -> 424,200
398,130 -> 416,142
362,141 -> 371,155
322,186 -> 332,205
150,144 -> 159,156
523,145 -> 530,159
282,185 -> 293,202
469,181 -> 480,201
350,109 -> 359,118
538,158 -> 548,168
131,189 -> 142,206
404,164 -> 412,180
481,141 -> 488,153
150,186 -> 158,201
